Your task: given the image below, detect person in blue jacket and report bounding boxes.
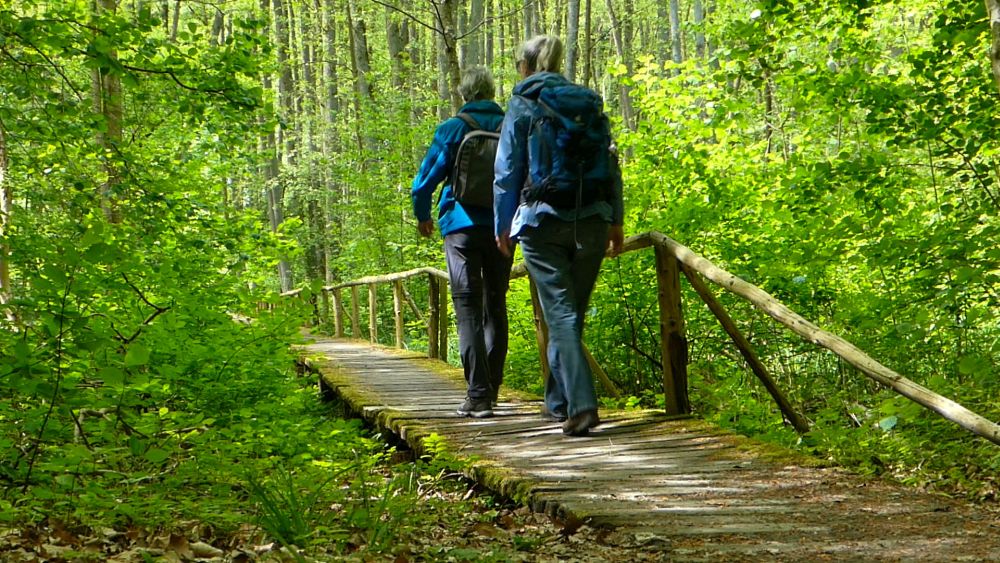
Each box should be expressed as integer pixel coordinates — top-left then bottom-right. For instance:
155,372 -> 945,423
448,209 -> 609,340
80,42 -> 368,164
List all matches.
493,36 -> 625,436
412,66 -> 512,419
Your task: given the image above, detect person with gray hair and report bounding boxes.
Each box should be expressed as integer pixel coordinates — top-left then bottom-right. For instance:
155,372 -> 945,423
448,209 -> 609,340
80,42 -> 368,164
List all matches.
494,35 -> 625,436
411,66 -> 512,419
458,66 -> 496,104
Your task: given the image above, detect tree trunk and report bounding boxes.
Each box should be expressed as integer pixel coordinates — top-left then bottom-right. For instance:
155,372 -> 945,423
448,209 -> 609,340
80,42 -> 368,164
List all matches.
694,0 -> 706,60
583,0 -> 592,87
0,122 -> 13,324
320,0 -> 338,131
346,0 -> 372,102
432,0 -> 461,114
523,0 -> 536,39
468,0 -> 485,66
386,8 -> 406,88
345,0 -> 369,147
603,0 -> 635,129
485,0 -> 494,67
92,0 -> 123,223
566,0 -> 580,81
210,9 -> 224,46
271,0 -> 293,291
656,0 -> 669,65
669,0 -> 682,67
988,0 -> 1000,97
170,0 -> 180,41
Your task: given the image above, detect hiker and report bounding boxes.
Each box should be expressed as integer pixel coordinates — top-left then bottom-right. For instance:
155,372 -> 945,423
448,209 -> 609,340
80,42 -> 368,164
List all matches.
411,66 -> 513,419
493,35 -> 625,437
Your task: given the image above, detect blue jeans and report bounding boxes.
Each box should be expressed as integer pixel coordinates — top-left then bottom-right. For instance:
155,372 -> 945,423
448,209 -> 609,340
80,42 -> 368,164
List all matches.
444,226 -> 513,400
518,216 -> 608,418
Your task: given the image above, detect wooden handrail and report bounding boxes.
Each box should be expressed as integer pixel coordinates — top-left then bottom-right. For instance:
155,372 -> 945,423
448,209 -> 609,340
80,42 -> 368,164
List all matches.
287,230 -> 1000,446
641,231 -> 1000,446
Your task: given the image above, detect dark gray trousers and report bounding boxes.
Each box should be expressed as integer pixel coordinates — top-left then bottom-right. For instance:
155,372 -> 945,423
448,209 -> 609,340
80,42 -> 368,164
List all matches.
444,226 -> 513,400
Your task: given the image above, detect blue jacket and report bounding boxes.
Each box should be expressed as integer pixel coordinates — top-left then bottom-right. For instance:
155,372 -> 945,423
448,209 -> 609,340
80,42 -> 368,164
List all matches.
411,100 -> 505,237
493,72 -> 624,239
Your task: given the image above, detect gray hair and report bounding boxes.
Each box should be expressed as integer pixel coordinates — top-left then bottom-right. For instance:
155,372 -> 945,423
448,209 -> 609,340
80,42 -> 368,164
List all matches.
516,35 -> 563,74
458,66 -> 496,102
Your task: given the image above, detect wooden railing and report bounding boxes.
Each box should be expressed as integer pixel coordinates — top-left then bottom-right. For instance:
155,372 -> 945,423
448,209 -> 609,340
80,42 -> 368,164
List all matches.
288,231 -> 1000,447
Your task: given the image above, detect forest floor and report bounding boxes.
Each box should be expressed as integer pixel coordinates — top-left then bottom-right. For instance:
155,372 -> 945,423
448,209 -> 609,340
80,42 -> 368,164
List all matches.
3,460 -> 998,562
0,478 -> 712,562
3,339 -> 999,562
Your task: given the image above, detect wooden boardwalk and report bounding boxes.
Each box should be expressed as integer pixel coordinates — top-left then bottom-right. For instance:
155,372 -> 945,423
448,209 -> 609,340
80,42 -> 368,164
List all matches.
301,336 -> 1000,562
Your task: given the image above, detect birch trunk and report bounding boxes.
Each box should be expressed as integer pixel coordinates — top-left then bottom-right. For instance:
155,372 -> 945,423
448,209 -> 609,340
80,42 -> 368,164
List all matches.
0,122 -> 13,324
670,0 -> 682,67
604,0 -> 635,129
988,0 -> 1000,97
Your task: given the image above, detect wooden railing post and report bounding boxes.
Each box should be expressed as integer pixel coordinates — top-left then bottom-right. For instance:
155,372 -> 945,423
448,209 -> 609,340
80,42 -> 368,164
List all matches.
368,283 -> 377,344
320,289 -> 332,333
332,288 -> 344,338
350,286 -> 360,338
655,246 -> 690,415
428,275 -> 440,359
392,280 -> 404,348
528,277 -> 552,383
438,280 -> 448,363
680,263 -> 810,433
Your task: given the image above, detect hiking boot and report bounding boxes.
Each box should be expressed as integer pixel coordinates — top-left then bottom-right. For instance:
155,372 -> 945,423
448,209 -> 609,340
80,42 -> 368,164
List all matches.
540,404 -> 568,422
562,409 -> 600,437
457,397 -> 493,418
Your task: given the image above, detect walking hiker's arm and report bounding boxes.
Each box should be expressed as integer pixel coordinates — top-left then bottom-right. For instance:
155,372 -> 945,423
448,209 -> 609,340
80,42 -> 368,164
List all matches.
494,98 -> 531,240
412,120 -> 462,229
607,143 -> 625,256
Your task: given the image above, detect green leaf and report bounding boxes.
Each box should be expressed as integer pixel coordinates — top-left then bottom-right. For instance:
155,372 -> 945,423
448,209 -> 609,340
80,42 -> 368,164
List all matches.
144,448 -> 170,463
124,343 -> 150,367
99,367 -> 125,386
878,416 -> 898,432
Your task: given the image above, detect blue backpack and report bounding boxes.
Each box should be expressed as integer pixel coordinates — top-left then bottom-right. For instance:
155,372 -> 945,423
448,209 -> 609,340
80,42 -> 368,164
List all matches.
520,84 -> 614,209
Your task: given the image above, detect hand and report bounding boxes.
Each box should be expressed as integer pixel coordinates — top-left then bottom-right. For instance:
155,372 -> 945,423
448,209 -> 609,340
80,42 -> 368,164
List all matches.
417,220 -> 434,237
607,225 -> 624,257
496,232 -> 513,257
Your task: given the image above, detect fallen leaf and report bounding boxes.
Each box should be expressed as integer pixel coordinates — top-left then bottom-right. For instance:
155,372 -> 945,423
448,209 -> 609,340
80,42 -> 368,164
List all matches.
190,540 -> 224,558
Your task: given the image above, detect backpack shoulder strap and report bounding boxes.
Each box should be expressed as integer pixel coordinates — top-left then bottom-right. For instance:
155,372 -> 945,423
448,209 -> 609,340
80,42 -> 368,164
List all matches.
455,113 -> 481,131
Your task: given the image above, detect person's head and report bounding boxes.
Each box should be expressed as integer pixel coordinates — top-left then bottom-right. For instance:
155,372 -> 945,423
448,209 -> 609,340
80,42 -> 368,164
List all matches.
515,35 -> 563,78
458,66 -> 496,102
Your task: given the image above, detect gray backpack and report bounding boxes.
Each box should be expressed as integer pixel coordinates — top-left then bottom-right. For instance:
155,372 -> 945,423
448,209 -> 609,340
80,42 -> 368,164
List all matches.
450,113 -> 501,209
